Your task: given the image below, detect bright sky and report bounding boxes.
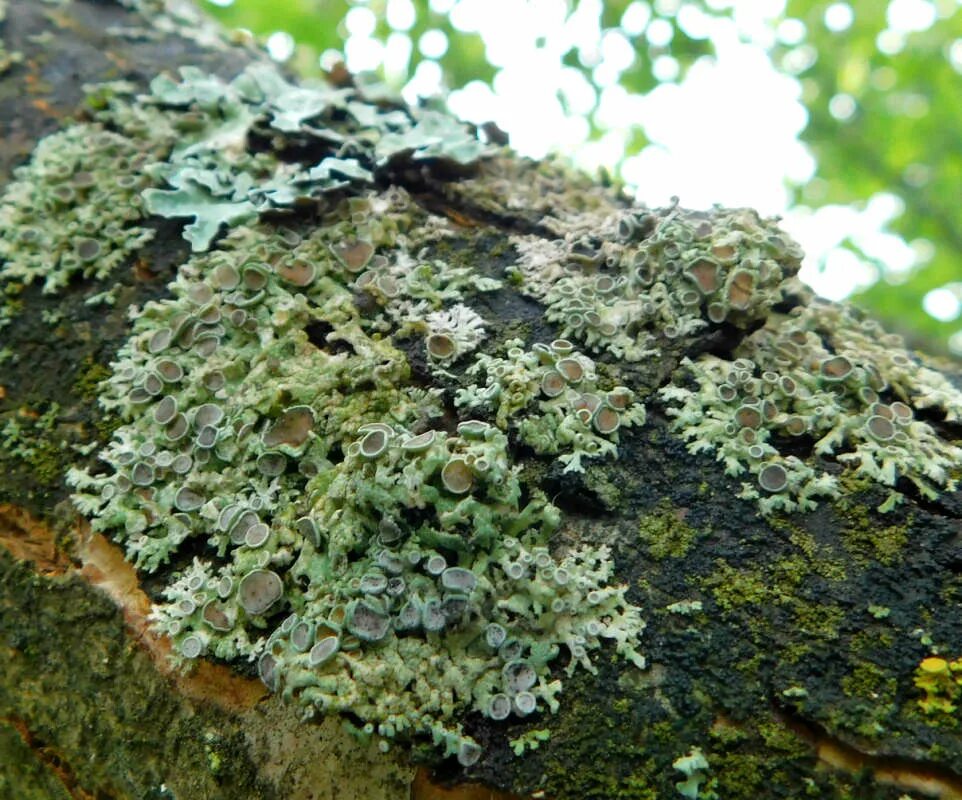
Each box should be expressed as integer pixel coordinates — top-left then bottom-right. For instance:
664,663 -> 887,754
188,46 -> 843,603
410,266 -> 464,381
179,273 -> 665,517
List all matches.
254,0 -> 944,307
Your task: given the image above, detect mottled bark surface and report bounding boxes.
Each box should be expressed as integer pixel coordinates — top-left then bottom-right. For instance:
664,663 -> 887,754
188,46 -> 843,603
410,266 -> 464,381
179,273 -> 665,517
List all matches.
2,2 -> 962,800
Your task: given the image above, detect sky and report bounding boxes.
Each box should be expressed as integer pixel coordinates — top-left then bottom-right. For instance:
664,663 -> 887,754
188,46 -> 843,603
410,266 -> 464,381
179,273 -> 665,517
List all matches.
251,0 -> 939,306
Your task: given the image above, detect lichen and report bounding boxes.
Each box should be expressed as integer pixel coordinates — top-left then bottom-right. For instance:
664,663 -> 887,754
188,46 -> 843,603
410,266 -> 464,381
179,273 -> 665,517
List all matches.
914,656 -> 962,715
67,190 -> 645,762
0,123 -> 158,301
660,299 -> 962,514
509,203 -> 802,362
97,63 -> 499,252
455,337 -> 646,472
673,747 -> 718,799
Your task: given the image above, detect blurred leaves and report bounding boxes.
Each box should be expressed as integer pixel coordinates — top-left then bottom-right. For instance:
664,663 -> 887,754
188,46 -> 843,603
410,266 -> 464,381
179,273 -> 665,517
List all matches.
779,0 -> 962,353
204,0 -> 962,355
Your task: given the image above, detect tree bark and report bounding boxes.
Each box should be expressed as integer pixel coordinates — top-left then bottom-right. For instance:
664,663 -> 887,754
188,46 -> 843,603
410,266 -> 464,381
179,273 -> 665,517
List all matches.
2,2 -> 962,800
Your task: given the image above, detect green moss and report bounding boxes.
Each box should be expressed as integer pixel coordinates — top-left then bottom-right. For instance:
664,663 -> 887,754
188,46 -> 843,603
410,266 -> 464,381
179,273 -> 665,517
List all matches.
583,468 -> 625,510
638,499 -> 703,560
841,661 -> 898,739
0,403 -> 67,489
837,502 -> 909,567
0,721 -> 72,800
536,677 -> 660,800
701,715 -> 830,800
702,562 -> 775,611
0,549 -> 415,799
755,721 -> 808,758
792,602 -> 845,641
71,355 -> 111,402
0,550 -> 276,799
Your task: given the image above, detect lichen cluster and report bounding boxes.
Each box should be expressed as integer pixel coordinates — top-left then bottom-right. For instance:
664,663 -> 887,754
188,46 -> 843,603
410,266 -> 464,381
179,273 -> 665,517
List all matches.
68,161 -> 645,760
16,48 -> 954,781
510,203 -> 804,361
93,63 -> 495,253
914,656 -> 962,714
456,337 -> 646,472
661,299 -> 962,513
0,124 -> 158,300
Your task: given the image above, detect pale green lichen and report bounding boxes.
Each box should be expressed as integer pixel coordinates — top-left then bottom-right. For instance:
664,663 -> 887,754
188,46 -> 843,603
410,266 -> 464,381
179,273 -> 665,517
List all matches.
68,183 -> 645,762
509,728 -> 551,756
673,747 -> 718,800
456,338 -> 646,472
509,203 -> 803,361
43,46 -> 962,782
115,64 -> 499,251
660,300 -> 962,514
0,124 -> 158,298
117,0 -> 234,50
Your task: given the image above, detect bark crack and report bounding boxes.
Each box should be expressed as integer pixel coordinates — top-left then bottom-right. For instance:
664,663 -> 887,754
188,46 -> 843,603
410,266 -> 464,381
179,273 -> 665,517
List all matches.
775,704 -> 962,799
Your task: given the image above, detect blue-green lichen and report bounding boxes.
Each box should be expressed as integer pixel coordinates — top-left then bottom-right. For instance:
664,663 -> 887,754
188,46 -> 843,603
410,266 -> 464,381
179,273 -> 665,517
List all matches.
98,64 -> 499,252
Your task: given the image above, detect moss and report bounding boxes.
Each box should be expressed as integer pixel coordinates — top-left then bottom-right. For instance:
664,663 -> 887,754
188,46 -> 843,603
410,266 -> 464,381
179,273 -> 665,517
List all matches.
71,354 -> 111,402
703,714 -> 852,800
638,499 -> 703,560
535,677 -> 660,799
841,661 -> 898,739
0,549 -> 277,799
838,509 -> 910,568
755,721 -> 808,758
0,547 -> 415,799
702,561 -> 776,611
792,602 -> 845,641
0,720 -> 72,800
849,629 -> 895,657
0,403 -> 68,492
583,468 -> 625,510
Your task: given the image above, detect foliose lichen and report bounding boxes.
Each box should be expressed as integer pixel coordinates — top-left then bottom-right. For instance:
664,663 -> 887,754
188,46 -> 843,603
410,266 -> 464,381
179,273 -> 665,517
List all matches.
11,38 -> 952,785
455,337 -> 646,472
93,63 -> 497,252
673,747 -> 718,799
509,203 -> 803,362
661,299 -> 962,514
68,209 -> 646,761
65,65 -> 646,762
0,124 -> 158,300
